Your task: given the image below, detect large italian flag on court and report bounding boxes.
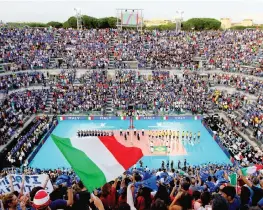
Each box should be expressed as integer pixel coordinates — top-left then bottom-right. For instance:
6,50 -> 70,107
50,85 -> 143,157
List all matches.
241,165 -> 263,176
51,134 -> 143,191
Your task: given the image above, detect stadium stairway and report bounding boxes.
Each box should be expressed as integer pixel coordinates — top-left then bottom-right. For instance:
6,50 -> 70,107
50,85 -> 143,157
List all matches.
44,91 -> 54,114
144,42 -> 152,70
105,93 -> 114,114
0,64 -> 4,73
108,38 -> 116,69
48,58 -> 57,69
0,59 -> 4,73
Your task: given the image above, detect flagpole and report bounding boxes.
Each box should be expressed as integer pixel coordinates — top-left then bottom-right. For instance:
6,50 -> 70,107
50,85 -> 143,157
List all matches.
235,173 -> 238,194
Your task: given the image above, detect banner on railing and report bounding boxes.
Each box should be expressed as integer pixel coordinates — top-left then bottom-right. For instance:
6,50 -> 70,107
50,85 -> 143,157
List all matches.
0,174 -> 53,195
58,115 -> 203,121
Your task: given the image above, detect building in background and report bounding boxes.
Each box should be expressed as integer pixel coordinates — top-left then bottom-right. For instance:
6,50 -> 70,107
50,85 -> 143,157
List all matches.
220,18 -> 254,29
144,19 -> 172,27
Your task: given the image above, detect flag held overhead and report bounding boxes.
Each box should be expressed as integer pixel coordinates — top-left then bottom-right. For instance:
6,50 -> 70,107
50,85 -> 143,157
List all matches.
51,134 -> 143,191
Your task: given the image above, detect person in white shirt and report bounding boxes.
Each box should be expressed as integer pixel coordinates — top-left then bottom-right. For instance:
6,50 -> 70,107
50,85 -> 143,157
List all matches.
165,140 -> 169,148
134,128 -> 137,136
167,146 -> 171,154
150,141 -> 154,153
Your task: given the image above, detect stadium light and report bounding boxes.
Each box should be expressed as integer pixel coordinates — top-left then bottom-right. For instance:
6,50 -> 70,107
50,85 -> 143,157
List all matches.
175,10 -> 184,32
74,8 -> 82,30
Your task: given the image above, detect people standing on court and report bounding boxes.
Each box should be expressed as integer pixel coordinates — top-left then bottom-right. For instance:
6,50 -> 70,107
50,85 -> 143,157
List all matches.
171,160 -> 174,169
137,132 -> 140,141
124,132 -> 127,141
150,141 -> 154,153
166,160 -> 169,170
139,160 -> 143,168
198,131 -> 201,142
184,159 -> 187,171
120,129 -> 123,136
193,133 -> 197,142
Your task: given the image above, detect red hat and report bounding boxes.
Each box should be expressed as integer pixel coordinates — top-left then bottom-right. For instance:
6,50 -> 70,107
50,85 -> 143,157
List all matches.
32,190 -> 51,209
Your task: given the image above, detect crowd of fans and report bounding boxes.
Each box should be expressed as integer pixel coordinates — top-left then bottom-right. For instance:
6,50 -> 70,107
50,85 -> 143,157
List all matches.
241,96 -> 263,141
203,115 -> 263,166
6,115 -> 54,167
0,72 -> 45,92
211,90 -> 247,113
1,27 -> 263,210
0,88 -> 50,145
1,161 -> 263,210
1,28 -> 263,71
49,69 -> 211,115
211,73 -> 263,94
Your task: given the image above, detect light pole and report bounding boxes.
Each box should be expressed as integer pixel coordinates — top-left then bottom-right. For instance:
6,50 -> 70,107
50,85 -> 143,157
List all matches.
74,8 -> 82,30
175,11 -> 184,32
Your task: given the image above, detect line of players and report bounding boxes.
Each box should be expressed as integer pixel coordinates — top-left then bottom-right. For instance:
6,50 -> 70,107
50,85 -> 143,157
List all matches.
119,128 -> 145,141
149,130 -> 201,154
77,130 -> 114,137
119,129 -> 201,143
148,130 -> 201,142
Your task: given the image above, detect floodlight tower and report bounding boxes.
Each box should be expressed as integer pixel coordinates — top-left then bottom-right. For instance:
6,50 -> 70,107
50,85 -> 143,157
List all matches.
175,11 -> 184,32
74,8 -> 82,30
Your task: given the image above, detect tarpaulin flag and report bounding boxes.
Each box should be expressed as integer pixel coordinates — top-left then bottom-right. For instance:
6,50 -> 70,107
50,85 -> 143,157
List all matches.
51,134 -> 143,191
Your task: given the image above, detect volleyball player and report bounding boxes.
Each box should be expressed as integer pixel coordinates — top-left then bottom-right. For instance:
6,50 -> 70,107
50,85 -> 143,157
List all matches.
169,130 -> 172,140
193,133 -> 197,143
150,141 -> 154,153
173,130 -> 176,140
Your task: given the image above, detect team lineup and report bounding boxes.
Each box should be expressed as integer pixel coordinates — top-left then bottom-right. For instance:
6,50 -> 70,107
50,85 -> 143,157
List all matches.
76,128 -> 201,154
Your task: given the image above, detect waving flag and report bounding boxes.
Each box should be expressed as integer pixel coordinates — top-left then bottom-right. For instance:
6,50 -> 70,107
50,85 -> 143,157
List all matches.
228,173 -> 237,186
52,134 -> 143,191
135,176 -> 158,191
241,165 -> 263,176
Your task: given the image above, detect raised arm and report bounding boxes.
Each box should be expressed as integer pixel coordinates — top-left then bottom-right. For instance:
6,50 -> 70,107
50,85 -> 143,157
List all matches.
127,183 -> 137,210
237,169 -> 252,188
19,174 -> 25,196
42,174 -> 50,189
9,175 -> 14,193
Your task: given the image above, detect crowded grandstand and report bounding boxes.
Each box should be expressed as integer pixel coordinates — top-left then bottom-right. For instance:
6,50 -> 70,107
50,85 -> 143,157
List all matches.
1,8 -> 263,210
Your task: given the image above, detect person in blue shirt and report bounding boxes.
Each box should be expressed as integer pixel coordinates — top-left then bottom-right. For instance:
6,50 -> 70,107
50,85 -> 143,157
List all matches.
221,186 -> 241,210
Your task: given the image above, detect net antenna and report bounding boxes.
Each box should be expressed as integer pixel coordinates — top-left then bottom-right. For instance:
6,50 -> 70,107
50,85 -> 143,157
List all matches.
116,9 -> 144,31
175,10 -> 184,32
74,8 -> 83,30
